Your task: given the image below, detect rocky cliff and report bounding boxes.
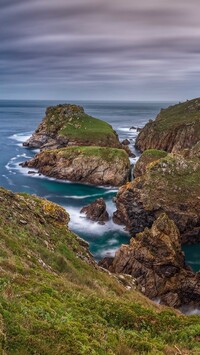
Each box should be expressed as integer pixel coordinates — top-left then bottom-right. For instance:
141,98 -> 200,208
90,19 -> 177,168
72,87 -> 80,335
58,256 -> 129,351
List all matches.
21,146 -> 130,186
23,104 -> 121,150
135,98 -> 200,153
2,187 -> 200,354
101,214 -> 200,308
113,151 -> 200,243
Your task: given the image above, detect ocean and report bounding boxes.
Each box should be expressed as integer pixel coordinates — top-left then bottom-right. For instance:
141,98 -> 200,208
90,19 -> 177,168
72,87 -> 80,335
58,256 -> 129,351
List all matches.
0,99 -> 198,269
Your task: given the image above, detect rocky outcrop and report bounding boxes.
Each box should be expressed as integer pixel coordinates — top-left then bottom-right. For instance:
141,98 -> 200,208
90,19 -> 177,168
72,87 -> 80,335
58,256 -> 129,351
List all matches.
134,149 -> 167,178
23,104 -> 121,150
80,198 -> 109,224
100,214 -> 200,307
21,146 -> 130,187
121,139 -> 130,145
135,98 -> 200,154
113,152 -> 200,243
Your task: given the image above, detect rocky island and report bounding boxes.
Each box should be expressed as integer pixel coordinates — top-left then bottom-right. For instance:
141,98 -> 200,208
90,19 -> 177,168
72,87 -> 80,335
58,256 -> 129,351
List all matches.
22,104 -> 130,186
1,186 -> 200,354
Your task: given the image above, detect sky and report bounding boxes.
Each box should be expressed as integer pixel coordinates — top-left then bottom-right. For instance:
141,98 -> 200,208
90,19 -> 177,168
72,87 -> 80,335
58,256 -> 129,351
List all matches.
1,0 -> 200,101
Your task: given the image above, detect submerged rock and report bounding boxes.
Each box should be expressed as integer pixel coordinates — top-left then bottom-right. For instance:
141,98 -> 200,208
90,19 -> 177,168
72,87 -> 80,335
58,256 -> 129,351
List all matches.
80,198 -> 109,224
101,213 -> 200,307
21,146 -> 130,187
135,98 -> 200,154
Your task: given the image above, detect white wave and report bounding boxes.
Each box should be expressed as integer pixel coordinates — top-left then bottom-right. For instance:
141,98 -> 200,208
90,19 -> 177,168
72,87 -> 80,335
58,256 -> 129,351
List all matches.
67,205 -> 127,237
118,127 -> 137,132
98,247 -> 119,258
63,189 -> 118,200
9,132 -> 32,143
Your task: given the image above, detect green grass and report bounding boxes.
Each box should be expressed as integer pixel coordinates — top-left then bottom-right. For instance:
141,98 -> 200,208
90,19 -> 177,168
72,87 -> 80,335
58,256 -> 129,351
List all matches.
141,149 -> 168,159
59,146 -> 129,162
1,187 -> 200,354
45,104 -> 119,146
153,98 -> 200,132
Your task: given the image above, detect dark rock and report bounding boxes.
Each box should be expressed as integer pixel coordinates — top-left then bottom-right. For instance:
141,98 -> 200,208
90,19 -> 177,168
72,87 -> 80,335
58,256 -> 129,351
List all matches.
129,126 -> 137,130
80,198 -> 109,224
28,171 -> 36,175
121,139 -> 130,145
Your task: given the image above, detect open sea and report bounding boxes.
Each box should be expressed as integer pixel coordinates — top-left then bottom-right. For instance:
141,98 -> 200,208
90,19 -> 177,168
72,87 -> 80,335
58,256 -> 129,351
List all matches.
0,99 -> 199,270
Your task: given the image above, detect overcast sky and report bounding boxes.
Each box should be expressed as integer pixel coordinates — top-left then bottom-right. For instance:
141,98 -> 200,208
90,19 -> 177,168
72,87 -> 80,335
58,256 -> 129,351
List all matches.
1,0 -> 200,101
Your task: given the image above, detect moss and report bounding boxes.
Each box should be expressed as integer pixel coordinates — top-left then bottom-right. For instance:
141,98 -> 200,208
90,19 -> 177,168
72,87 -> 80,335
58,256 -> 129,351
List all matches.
0,187 -> 200,354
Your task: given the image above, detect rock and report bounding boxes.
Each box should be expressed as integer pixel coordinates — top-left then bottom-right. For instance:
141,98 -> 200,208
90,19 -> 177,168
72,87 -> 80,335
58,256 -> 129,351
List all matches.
80,198 -> 109,224
136,127 -> 142,132
129,126 -> 137,130
23,104 -> 122,151
135,98 -> 200,154
134,149 -> 168,178
121,139 -> 130,145
21,146 -> 130,187
113,152 -> 200,243
101,213 -> 200,307
28,170 -> 36,175
129,152 -> 136,158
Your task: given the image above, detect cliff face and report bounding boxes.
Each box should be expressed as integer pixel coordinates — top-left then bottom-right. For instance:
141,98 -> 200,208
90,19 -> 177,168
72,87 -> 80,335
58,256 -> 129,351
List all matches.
23,104 -> 121,150
2,187 -> 200,354
135,98 -> 200,153
113,151 -> 200,243
22,146 -> 130,187
101,214 -> 200,308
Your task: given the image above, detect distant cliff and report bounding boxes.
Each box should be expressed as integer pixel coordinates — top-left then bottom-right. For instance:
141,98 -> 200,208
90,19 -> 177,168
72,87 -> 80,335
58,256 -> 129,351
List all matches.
135,98 -> 200,153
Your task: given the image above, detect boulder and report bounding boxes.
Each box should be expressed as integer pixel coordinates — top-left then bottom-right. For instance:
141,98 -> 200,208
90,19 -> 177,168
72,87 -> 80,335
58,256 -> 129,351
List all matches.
121,139 -> 130,145
80,198 -> 109,224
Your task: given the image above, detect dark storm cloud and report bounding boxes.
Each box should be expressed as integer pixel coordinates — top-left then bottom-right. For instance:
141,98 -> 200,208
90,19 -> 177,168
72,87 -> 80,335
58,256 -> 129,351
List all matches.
1,0 -> 200,100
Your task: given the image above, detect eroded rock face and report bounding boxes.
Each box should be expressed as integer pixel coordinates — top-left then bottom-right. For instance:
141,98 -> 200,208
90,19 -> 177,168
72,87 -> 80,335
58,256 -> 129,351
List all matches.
135,98 -> 200,154
113,153 -> 200,243
80,198 -> 109,224
23,104 -> 121,150
100,214 -> 200,307
21,146 -> 130,187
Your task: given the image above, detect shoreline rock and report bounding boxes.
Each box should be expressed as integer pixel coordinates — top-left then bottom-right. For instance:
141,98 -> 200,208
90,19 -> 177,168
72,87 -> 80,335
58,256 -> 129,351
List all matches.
113,151 -> 200,243
21,146 -> 131,187
80,198 -> 109,224
100,214 -> 200,308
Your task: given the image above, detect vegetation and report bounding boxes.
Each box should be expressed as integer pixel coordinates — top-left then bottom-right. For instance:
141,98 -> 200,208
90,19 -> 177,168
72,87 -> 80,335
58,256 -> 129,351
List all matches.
1,187 -> 200,354
143,154 -> 200,205
153,97 -> 200,132
45,104 -> 119,146
59,146 -> 129,162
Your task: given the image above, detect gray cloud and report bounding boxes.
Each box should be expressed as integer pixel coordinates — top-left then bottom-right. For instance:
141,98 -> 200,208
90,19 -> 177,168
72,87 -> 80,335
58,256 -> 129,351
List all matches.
1,0 -> 200,100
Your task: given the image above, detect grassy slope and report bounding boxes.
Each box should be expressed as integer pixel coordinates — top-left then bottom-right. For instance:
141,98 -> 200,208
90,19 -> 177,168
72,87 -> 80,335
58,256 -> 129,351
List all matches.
1,187 -> 200,354
45,105 -> 119,146
59,146 -> 129,162
153,98 -> 200,132
142,154 -> 200,206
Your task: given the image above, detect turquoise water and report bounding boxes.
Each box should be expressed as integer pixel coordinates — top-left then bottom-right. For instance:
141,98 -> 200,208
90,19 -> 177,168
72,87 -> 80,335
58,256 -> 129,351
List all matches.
2,99 -> 198,265
182,245 -> 200,272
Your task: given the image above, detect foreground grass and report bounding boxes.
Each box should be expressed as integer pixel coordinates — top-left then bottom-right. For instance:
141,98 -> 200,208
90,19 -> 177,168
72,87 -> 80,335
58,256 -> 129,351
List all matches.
0,187 -> 200,354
